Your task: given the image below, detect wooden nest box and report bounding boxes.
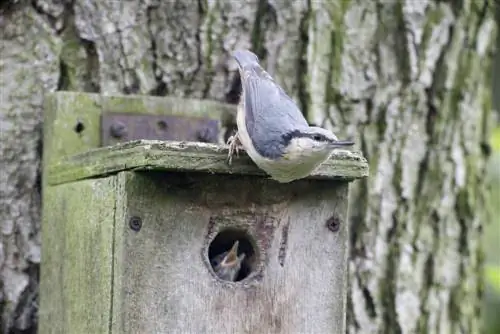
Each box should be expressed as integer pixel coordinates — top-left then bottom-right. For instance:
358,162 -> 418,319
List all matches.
39,92 -> 368,334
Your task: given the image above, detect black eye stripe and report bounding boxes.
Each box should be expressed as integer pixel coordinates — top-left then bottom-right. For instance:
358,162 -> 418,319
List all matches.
281,130 -> 330,144
281,130 -> 301,145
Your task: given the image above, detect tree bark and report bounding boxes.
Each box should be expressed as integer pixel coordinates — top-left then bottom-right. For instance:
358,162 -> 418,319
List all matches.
0,0 -> 496,333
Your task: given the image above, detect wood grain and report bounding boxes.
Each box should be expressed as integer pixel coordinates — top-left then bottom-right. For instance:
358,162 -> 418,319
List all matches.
111,172 -> 349,334
39,176 -> 117,334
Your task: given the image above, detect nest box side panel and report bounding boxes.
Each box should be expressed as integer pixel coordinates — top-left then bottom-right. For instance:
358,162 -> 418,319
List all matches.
39,176 -> 117,334
111,171 -> 349,334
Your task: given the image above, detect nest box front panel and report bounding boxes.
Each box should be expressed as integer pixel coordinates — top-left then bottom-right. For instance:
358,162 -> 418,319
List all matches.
112,171 -> 349,334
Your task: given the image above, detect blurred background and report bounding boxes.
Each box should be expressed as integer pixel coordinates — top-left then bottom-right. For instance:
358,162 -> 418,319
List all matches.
483,122 -> 500,333
483,16 -> 500,327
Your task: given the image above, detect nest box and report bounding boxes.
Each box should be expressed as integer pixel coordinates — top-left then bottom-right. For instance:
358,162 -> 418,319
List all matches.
39,92 -> 368,334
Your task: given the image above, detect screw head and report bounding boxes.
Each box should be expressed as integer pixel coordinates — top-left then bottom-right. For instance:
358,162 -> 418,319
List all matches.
157,120 -> 168,131
110,121 -> 127,138
129,216 -> 142,232
326,215 -> 341,232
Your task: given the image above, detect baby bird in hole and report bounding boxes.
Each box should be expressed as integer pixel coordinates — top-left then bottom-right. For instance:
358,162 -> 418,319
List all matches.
211,240 -> 246,282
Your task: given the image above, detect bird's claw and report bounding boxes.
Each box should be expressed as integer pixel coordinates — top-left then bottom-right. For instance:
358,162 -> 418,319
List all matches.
227,132 -> 243,165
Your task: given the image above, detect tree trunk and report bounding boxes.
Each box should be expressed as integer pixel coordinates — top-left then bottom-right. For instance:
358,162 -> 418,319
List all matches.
0,0 -> 496,333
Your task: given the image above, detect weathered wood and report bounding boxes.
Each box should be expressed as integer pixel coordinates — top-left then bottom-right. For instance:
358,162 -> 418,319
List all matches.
41,155 -> 360,333
43,91 -> 236,167
110,172 -> 350,333
40,168 -> 353,333
47,140 -> 369,186
39,177 -> 117,334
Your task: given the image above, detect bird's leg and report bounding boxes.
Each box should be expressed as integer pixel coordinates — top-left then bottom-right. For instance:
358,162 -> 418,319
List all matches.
226,131 -> 243,165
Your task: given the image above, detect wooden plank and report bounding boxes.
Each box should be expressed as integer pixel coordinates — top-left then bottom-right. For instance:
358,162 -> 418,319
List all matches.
111,171 -> 350,334
47,140 -> 369,185
38,176 -> 117,334
43,91 -> 235,166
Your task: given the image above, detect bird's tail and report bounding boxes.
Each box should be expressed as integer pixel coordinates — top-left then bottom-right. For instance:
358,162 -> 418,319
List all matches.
232,49 -> 274,83
232,50 -> 260,69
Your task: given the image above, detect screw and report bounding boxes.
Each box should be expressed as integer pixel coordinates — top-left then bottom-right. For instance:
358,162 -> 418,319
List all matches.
157,120 -> 168,131
129,216 -> 142,232
326,215 -> 341,232
197,127 -> 217,143
110,121 -> 127,138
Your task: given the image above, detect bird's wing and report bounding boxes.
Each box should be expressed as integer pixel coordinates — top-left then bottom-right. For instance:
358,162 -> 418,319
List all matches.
242,66 -> 308,158
233,50 -> 309,159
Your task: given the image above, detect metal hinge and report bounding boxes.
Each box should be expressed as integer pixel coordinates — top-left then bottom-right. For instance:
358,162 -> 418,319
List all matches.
100,112 -> 219,147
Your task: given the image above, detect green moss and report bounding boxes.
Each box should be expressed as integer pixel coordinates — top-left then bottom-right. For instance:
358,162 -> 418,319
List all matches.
47,139 -> 369,185
379,210 -> 403,334
59,24 -> 88,91
420,6 -> 445,55
456,187 -> 473,222
323,1 -> 351,118
202,0 -> 215,75
39,176 -> 117,333
443,44 -> 473,119
329,0 -> 349,86
394,1 -> 411,84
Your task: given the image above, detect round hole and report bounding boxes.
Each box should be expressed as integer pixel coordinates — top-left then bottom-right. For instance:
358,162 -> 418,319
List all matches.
208,228 -> 256,282
74,121 -> 85,134
157,120 -> 168,131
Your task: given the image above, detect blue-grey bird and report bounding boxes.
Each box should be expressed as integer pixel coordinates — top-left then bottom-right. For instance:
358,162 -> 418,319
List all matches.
211,241 -> 246,282
227,49 -> 354,183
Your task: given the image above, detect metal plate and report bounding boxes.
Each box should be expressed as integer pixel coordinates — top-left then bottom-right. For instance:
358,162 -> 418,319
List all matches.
101,112 -> 220,146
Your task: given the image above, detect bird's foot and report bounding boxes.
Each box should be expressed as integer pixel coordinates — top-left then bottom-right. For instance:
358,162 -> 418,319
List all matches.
226,132 -> 243,165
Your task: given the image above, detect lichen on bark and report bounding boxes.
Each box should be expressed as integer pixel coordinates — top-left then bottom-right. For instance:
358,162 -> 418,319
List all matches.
306,1 -> 496,333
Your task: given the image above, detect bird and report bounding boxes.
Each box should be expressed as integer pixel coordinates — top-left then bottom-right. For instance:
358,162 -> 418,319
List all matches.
211,240 -> 246,282
227,49 -> 354,183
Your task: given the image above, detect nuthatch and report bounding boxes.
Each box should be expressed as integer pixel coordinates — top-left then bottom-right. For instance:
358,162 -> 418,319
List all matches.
211,240 -> 245,282
227,50 -> 354,183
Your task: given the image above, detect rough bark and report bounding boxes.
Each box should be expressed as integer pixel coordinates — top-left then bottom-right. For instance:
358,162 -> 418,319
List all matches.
330,2 -> 495,333
0,2 -> 60,332
0,0 -> 496,333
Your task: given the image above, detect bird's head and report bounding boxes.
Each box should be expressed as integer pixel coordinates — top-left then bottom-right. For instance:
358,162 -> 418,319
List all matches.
213,241 -> 246,282
282,126 -> 354,160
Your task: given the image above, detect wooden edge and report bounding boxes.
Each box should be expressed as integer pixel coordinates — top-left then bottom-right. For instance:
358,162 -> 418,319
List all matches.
47,140 -> 369,185
42,91 -> 237,168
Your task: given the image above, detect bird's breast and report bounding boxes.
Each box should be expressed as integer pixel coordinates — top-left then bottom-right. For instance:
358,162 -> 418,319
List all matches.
236,103 -> 330,183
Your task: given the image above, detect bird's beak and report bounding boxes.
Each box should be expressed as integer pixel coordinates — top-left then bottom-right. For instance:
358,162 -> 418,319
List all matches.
224,241 -> 240,264
328,140 -> 354,148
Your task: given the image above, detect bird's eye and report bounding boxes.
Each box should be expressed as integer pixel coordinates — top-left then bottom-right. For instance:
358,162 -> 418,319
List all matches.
313,135 -> 323,141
